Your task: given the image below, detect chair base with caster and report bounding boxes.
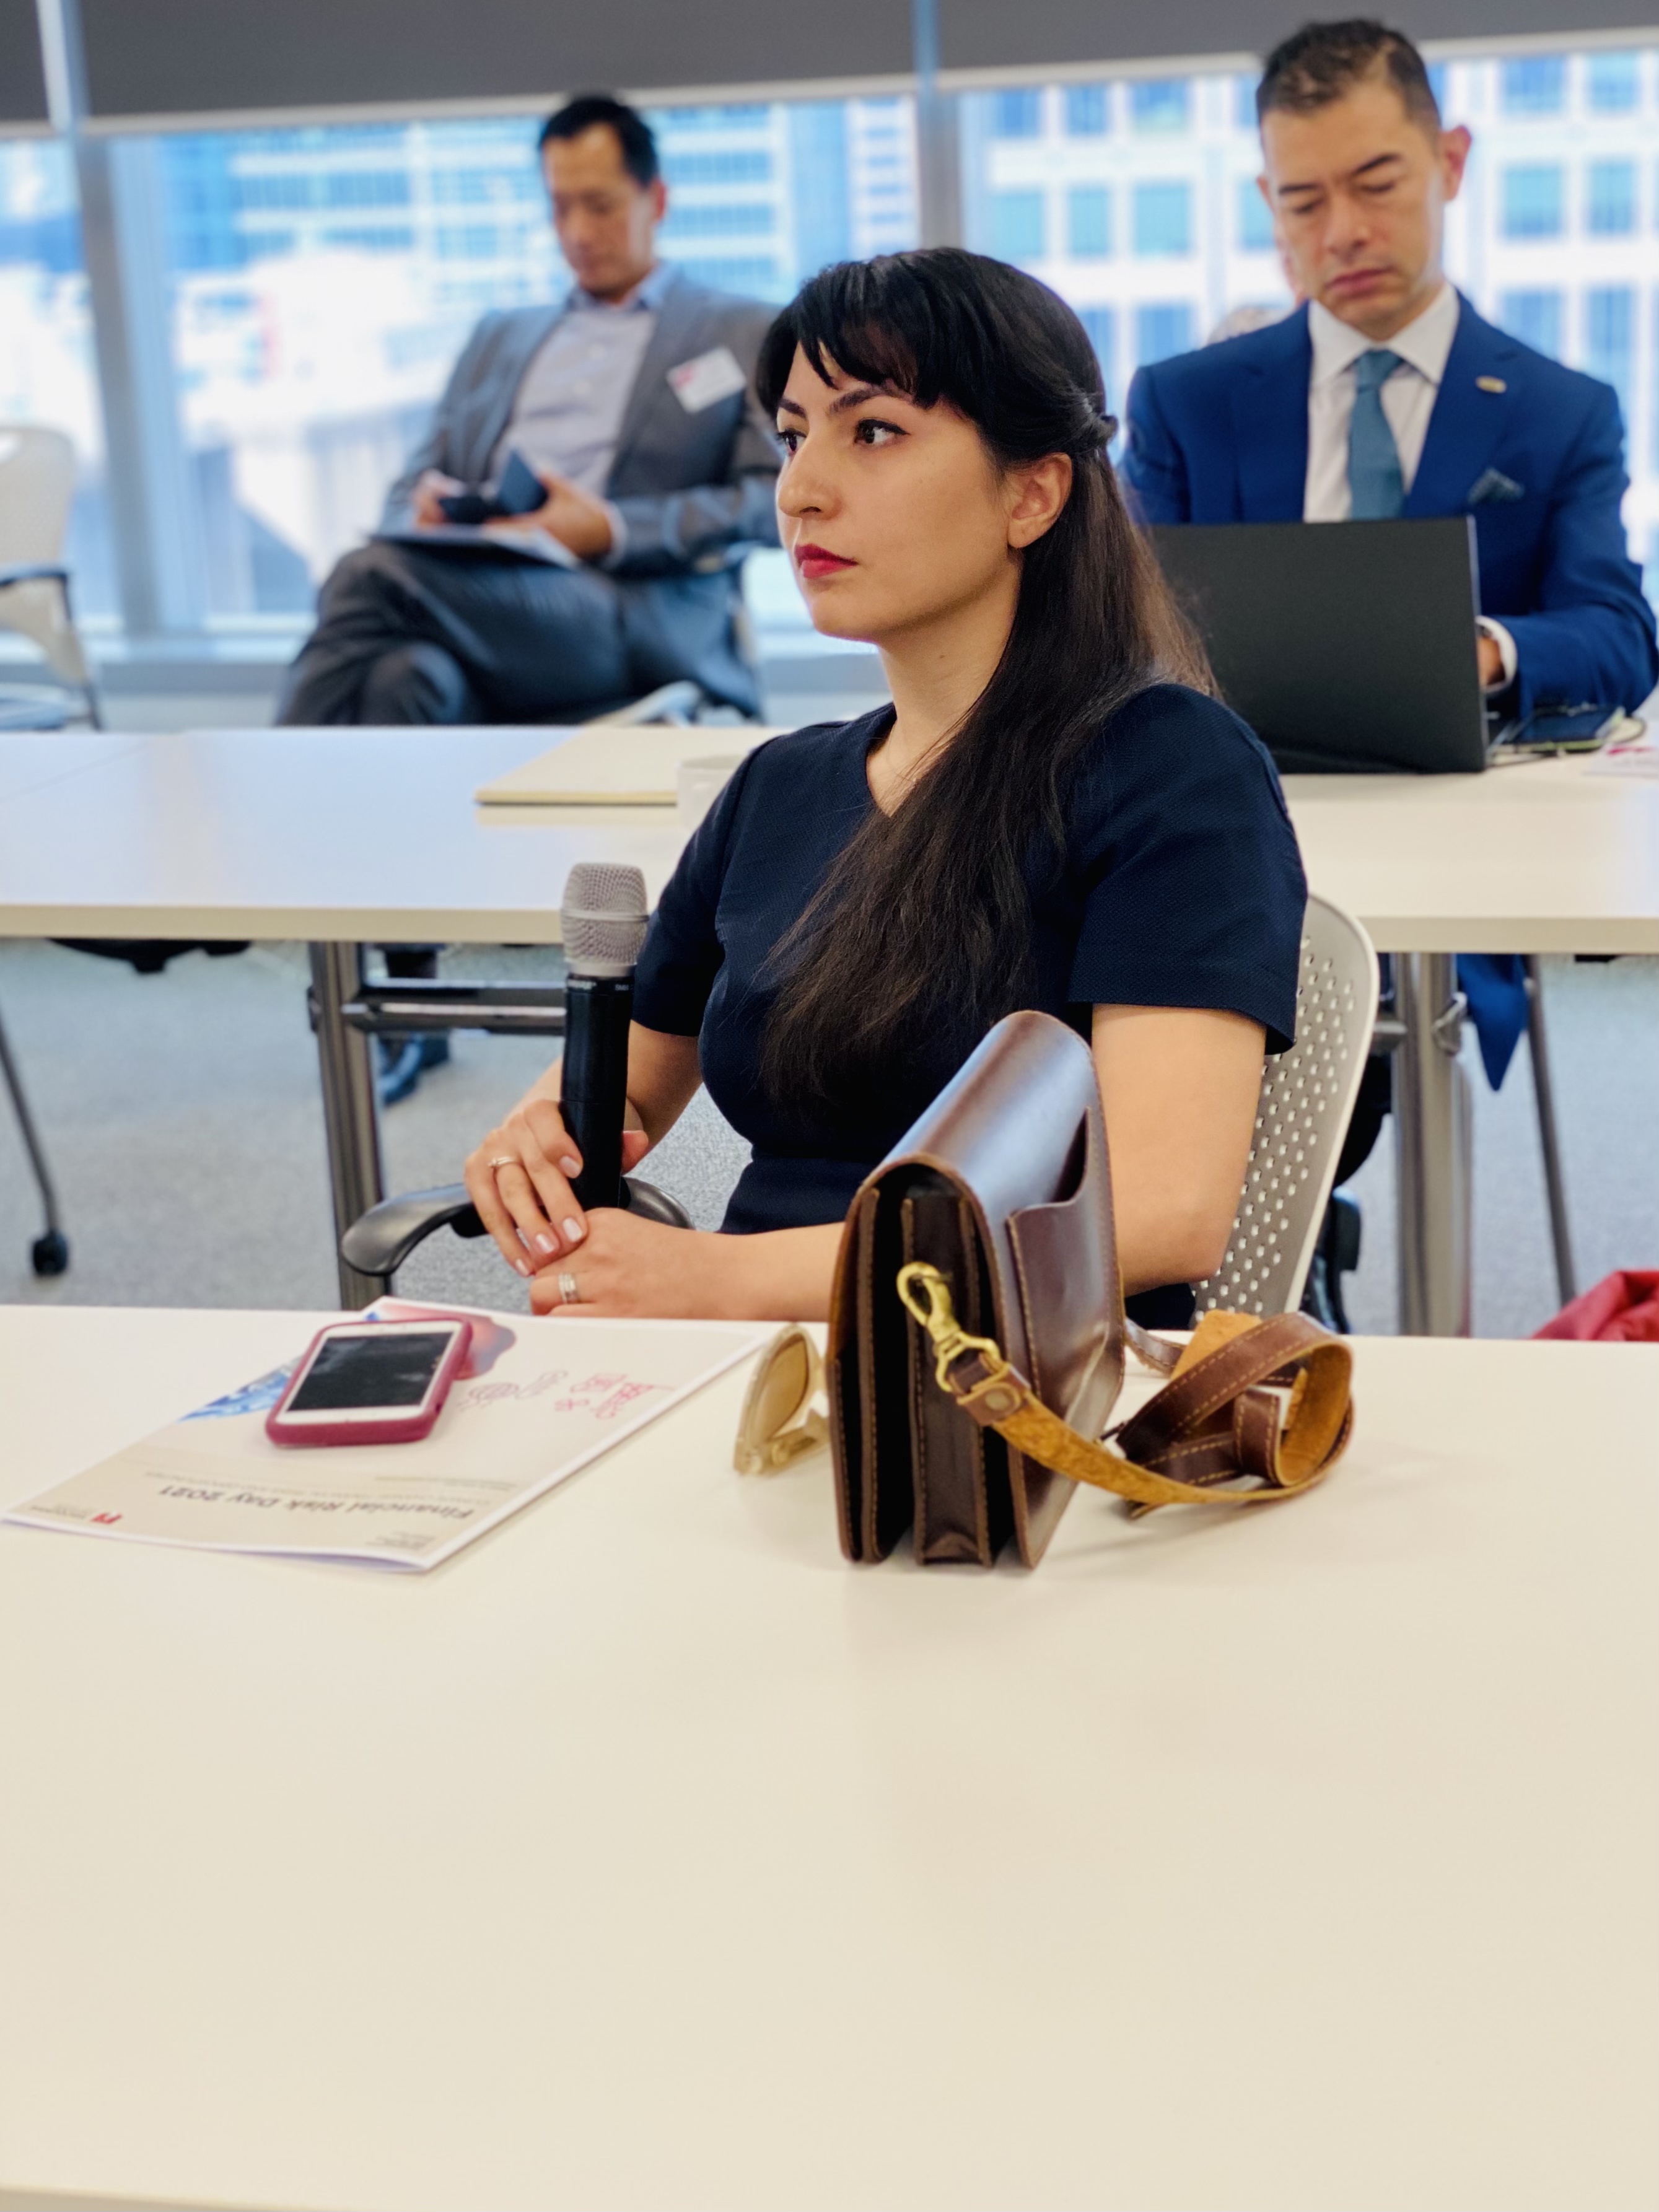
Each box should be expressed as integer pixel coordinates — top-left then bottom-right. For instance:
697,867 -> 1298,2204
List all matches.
31,1228 -> 69,1277
341,1174 -> 692,1295
0,1007 -> 69,1280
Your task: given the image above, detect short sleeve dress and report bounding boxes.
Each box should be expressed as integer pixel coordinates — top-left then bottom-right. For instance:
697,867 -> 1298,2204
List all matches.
633,682 -> 1307,1300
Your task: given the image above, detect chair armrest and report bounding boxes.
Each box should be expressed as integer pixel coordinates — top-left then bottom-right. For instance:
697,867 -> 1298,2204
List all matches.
341,1176 -> 693,1284
0,564 -> 69,590
340,1183 -> 484,1280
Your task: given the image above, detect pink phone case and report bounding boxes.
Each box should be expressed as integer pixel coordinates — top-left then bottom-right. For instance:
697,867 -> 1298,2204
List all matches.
265,1321 -> 473,1448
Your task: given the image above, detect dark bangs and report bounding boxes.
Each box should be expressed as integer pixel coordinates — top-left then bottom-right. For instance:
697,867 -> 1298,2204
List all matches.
755,249 -> 1111,466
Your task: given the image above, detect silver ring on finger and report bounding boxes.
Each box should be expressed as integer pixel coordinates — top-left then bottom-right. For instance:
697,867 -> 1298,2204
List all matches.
486,1154 -> 517,1173
558,1271 -> 582,1306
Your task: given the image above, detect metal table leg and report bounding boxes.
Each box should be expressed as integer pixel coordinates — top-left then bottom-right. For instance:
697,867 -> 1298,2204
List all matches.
1525,956 -> 1577,1309
309,942 -> 385,1308
1393,952 -> 1473,1337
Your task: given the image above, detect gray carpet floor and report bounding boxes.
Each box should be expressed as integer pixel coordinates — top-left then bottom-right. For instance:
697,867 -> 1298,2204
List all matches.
0,937 -> 1652,1334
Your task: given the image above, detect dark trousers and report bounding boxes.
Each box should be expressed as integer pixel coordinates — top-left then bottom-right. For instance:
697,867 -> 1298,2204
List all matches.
277,540 -> 644,725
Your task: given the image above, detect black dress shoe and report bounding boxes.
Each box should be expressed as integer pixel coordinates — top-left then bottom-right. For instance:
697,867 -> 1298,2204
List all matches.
377,1033 -> 452,1108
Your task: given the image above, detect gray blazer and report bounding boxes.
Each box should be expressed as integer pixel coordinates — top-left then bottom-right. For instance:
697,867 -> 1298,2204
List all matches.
380,271 -> 781,707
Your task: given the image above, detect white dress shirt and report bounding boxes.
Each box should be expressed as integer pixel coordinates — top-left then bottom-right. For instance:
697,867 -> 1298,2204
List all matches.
1304,281 -> 1513,689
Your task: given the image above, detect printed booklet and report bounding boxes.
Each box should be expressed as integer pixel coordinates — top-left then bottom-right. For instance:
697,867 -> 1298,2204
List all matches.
4,1300 -> 772,1571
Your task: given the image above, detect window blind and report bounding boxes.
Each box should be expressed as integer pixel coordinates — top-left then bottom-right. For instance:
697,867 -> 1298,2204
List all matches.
75,0 -> 912,128
0,0 -> 50,128
939,0 -> 1659,76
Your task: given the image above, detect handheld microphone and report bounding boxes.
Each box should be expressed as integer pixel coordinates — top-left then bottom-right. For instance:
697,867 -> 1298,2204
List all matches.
559,862 -> 649,1212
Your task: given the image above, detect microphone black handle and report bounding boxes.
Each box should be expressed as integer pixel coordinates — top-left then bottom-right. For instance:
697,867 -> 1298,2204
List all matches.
562,974 -> 633,1210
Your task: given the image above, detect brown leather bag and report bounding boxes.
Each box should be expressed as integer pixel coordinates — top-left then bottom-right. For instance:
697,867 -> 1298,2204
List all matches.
826,1010 -> 1353,1568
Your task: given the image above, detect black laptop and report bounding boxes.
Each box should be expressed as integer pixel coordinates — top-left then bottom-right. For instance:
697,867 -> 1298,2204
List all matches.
1149,516 -> 1490,773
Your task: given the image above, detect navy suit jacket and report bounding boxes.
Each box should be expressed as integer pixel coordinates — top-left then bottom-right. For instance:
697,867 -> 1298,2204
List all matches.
1121,295 -> 1658,718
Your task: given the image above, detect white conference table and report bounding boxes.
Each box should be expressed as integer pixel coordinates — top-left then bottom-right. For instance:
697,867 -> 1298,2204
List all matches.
0,727 -> 1655,1314
0,1308 -> 1655,2212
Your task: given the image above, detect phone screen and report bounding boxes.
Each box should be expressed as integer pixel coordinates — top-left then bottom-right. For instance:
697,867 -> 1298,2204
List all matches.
289,1331 -> 454,1412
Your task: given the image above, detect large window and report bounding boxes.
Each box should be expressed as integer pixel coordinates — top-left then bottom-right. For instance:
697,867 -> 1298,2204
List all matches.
0,142 -> 115,618
147,97 -> 917,618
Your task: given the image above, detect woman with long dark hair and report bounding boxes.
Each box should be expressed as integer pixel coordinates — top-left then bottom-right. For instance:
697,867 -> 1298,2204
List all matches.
463,250 -> 1306,1322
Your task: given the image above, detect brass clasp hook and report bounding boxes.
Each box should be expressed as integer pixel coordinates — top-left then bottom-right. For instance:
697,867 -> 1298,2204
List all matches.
895,1262 -> 1010,1395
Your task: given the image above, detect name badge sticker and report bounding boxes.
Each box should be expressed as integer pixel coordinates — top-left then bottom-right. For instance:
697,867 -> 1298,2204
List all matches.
668,346 -> 748,414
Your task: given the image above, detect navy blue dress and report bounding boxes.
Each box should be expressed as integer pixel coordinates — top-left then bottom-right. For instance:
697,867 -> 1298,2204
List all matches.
634,684 -> 1307,1273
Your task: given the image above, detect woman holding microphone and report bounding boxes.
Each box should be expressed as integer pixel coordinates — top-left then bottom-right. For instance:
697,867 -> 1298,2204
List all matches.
463,248 -> 1305,1323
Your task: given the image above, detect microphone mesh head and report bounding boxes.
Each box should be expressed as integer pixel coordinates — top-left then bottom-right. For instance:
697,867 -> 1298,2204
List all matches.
561,862 -> 649,977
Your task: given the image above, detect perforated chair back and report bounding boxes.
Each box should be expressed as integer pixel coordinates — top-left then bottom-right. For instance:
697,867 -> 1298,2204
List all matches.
1192,894 -> 1380,1319
0,424 -> 93,689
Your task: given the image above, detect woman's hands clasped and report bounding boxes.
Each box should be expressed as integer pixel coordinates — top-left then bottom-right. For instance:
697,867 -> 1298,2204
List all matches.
463,1095 -> 650,1280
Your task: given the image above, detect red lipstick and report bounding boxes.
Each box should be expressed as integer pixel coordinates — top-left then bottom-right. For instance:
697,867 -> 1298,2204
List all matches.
795,541 -> 857,581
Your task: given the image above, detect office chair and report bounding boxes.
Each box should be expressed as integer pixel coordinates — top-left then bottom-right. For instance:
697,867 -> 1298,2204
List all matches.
0,426 -> 103,730
342,896 -> 1380,1312
1193,895 -> 1380,1324
342,1173 -> 691,1291
0,1007 -> 69,1276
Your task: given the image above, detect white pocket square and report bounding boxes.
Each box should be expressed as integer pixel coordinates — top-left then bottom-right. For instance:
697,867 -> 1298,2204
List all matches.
1468,468 -> 1525,505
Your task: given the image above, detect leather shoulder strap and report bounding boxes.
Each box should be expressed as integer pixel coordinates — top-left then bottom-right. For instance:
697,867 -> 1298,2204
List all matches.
897,1272 -> 1352,1516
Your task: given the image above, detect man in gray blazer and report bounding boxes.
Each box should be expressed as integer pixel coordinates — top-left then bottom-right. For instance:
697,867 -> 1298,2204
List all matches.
278,95 -> 781,727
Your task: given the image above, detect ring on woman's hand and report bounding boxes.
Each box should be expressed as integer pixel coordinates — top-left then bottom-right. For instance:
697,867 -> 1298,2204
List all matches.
558,1271 -> 582,1306
486,1154 -> 517,1172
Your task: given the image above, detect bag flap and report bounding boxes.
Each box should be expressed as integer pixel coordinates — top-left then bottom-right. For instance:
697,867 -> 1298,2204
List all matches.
828,1011 -> 1124,1567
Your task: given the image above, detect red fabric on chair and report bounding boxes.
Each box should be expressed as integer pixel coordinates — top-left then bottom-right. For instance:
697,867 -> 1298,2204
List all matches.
1534,1271 -> 1659,1343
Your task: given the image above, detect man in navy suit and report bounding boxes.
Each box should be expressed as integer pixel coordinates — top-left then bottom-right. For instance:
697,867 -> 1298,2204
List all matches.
1123,19 -> 1657,723
1123,20 -> 1658,1313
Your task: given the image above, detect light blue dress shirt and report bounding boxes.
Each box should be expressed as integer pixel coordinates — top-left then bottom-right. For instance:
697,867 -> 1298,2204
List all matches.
488,263 -> 675,562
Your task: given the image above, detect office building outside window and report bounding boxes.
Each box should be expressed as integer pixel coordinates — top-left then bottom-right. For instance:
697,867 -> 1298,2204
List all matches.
1587,286 -> 1635,427
1588,51 -> 1642,111
1501,56 -> 1567,114
993,90 -> 1043,139
991,188 -> 1046,265
1131,81 -> 1191,133
1499,288 -> 1564,357
1502,164 -> 1565,239
1064,85 -> 1109,138
1587,160 -> 1637,237
1067,186 -> 1112,260
1136,302 -> 1194,368
1237,177 -> 1274,253
1133,180 -> 1193,256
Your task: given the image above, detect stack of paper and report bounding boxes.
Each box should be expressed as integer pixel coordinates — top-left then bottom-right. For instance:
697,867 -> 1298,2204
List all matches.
475,725 -> 781,807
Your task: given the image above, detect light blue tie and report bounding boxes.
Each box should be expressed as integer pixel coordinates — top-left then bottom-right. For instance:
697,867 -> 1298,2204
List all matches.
1348,348 -> 1405,519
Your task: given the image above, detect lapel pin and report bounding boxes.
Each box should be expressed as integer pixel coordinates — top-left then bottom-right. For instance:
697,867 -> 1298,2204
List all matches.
1476,375 -> 1507,393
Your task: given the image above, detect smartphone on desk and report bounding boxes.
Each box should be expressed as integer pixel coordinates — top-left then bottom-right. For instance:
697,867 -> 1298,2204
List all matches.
1504,704 -> 1623,754
436,448 -> 545,525
265,1318 -> 471,1448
